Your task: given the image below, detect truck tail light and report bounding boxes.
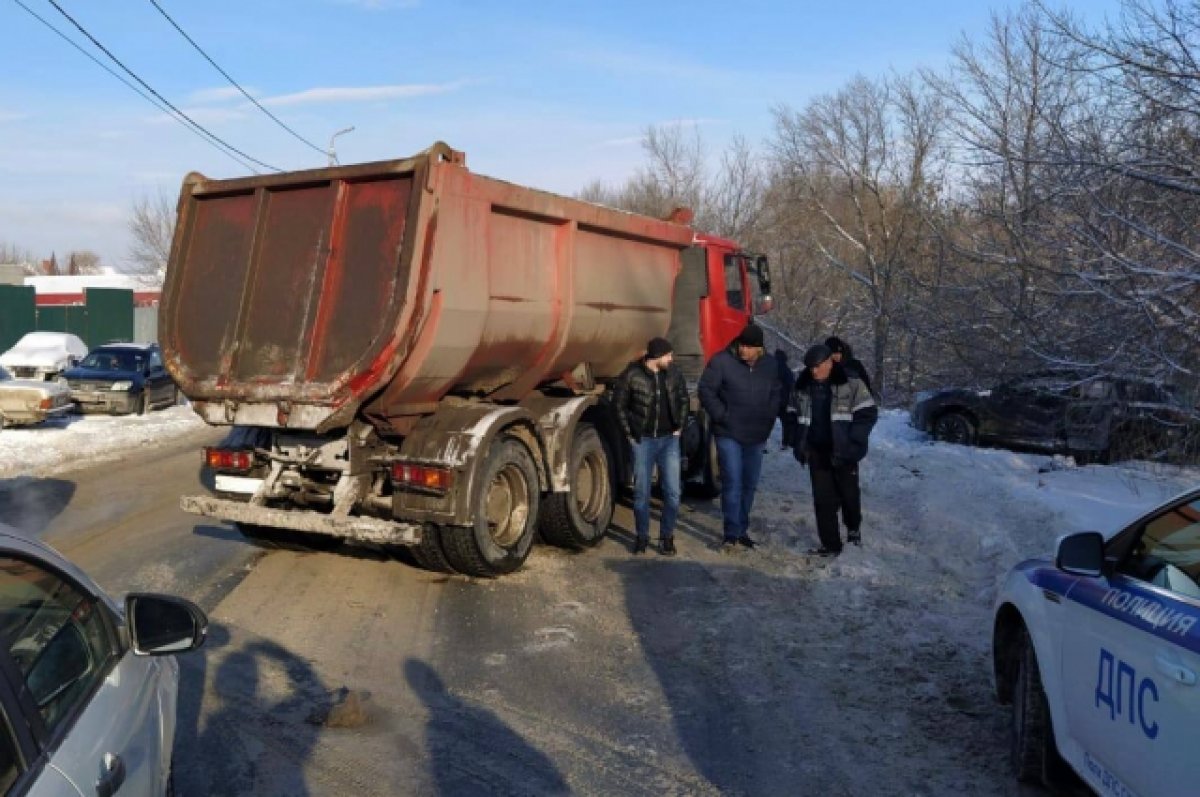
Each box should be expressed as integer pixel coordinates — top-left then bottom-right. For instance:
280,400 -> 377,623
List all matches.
204,447 -> 254,472
39,397 -> 54,409
390,462 -> 454,493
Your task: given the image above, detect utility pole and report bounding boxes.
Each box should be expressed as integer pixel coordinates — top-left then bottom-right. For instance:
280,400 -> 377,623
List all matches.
327,126 -> 355,167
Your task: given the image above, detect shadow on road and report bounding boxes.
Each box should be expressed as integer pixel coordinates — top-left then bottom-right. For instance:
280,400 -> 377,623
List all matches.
175,623 -> 332,796
609,558 -> 821,796
0,476 -> 76,537
608,493 -> 723,552
404,658 -> 570,796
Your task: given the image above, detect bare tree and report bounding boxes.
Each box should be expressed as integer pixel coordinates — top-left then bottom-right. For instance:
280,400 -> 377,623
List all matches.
578,124 -> 766,239
127,190 -> 176,279
66,250 -> 104,275
1034,0 -> 1200,390
769,73 -> 948,397
0,242 -> 38,272
920,6 -> 1091,383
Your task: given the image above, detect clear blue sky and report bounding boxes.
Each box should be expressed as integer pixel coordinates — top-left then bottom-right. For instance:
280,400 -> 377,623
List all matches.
0,0 -> 1116,267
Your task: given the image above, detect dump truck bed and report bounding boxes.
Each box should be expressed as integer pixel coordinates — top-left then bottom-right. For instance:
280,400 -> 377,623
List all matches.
160,143 -> 695,434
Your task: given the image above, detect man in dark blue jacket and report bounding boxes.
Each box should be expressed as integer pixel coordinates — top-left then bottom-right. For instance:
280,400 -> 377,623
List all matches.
698,323 -> 785,550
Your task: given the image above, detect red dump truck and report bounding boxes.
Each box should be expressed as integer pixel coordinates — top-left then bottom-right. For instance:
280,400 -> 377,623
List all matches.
164,143 -> 772,576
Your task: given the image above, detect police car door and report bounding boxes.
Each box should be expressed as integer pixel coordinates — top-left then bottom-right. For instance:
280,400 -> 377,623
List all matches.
1059,494 -> 1200,797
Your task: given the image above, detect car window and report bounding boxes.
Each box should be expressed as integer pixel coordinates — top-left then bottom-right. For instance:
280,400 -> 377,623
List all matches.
1075,380 -> 1114,400
0,709 -> 19,794
723,254 -> 744,311
1005,377 -> 1065,396
149,350 -> 163,370
1118,497 -> 1200,600
0,558 -> 117,734
1116,380 -> 1174,404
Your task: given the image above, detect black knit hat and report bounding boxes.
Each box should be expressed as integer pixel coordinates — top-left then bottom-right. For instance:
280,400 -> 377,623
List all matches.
803,344 -> 833,369
824,336 -> 846,354
736,323 -> 764,348
646,337 -> 673,358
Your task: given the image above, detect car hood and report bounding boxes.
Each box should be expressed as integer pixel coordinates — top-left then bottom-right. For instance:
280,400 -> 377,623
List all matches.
63,367 -> 139,381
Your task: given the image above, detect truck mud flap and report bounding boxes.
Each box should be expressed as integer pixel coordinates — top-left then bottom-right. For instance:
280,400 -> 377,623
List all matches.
179,495 -> 421,546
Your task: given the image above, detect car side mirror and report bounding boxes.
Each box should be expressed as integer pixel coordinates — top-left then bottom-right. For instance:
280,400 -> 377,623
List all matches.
1056,531 -> 1105,577
28,623 -> 91,709
126,594 -> 208,655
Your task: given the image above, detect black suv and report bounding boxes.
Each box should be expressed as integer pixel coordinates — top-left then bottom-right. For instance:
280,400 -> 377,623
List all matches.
910,373 -> 1194,462
62,342 -> 178,415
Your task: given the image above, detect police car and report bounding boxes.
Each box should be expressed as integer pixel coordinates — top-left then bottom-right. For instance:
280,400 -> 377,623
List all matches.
992,487 -> 1200,796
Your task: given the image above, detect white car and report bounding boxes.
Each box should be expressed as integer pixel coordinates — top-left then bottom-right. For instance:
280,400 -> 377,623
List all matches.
0,367 -> 73,429
993,488 -> 1200,796
0,333 -> 88,382
0,523 -> 207,796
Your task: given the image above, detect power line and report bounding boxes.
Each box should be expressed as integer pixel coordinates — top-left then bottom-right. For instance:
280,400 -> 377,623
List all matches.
42,0 -> 282,173
9,0 -> 257,173
148,0 -> 328,158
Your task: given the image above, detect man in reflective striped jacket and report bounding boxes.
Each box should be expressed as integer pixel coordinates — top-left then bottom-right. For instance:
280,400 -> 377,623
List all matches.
791,344 -> 878,556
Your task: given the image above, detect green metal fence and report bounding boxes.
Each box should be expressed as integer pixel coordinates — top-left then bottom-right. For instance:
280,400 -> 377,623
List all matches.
0,285 -> 36,353
0,288 -> 136,352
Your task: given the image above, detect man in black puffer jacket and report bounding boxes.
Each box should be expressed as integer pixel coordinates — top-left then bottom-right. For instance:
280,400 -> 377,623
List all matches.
792,344 -> 878,556
613,337 -> 690,555
698,323 -> 785,551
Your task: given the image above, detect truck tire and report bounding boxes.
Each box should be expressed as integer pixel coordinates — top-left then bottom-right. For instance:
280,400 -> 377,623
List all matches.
442,437 -> 540,577
697,431 -> 721,499
1012,628 -> 1055,784
538,424 -> 613,549
235,523 -> 340,552
409,524 -> 458,574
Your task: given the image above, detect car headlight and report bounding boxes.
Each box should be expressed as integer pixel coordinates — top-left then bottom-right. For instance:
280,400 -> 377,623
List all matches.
110,381 -> 133,391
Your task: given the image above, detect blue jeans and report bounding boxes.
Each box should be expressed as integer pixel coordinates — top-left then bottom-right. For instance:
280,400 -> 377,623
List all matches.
715,436 -> 765,541
633,435 -> 682,541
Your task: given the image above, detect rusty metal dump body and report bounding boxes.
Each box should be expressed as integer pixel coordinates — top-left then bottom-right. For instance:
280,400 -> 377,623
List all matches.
161,143 -> 694,433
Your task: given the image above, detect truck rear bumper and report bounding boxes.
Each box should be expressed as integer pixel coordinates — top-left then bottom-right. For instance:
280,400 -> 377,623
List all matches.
179,495 -> 422,546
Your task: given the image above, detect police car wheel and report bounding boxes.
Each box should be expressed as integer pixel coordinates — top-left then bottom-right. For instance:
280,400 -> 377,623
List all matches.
1011,629 -> 1054,783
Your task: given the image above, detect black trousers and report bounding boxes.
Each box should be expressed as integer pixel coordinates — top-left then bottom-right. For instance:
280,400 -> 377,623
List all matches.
807,450 -> 862,551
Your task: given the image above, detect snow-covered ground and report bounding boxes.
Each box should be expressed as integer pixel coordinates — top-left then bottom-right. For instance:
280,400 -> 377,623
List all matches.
3,405 -> 1198,792
0,405 -> 208,478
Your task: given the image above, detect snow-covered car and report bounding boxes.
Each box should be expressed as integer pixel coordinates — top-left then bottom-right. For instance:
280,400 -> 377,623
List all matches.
0,365 -> 73,429
0,522 -> 207,795
992,487 -> 1200,796
0,332 -> 88,382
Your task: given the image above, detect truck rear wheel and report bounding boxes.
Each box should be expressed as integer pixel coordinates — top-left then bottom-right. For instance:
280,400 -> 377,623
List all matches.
539,424 -> 612,549
409,524 -> 458,574
442,437 -> 540,577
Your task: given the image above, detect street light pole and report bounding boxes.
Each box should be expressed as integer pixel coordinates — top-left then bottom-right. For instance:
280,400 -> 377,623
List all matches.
327,126 -> 355,167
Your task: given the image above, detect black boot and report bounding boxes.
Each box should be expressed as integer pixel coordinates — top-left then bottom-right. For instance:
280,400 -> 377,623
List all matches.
659,537 -> 677,556
847,528 -> 861,546
633,537 -> 649,555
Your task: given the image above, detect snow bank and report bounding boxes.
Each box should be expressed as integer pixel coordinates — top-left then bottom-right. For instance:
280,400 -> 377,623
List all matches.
0,405 -> 208,478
